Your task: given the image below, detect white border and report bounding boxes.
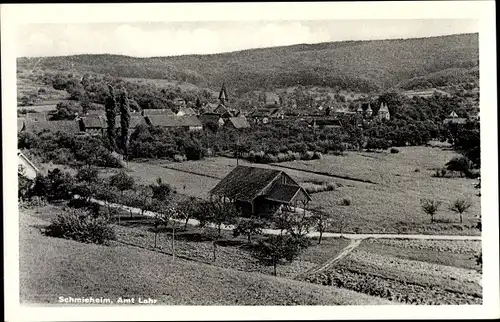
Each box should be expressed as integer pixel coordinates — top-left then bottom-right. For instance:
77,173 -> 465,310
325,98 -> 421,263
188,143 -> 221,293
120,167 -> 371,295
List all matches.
2,2 -> 498,321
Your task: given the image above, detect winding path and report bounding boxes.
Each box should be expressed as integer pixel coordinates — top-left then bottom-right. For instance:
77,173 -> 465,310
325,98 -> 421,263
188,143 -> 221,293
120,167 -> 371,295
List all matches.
90,198 -> 481,241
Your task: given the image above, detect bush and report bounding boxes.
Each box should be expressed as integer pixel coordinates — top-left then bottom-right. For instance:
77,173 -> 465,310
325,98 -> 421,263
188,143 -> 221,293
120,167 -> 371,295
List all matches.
44,208 -> 115,244
390,148 -> 400,154
341,197 -> 352,206
313,151 -> 323,160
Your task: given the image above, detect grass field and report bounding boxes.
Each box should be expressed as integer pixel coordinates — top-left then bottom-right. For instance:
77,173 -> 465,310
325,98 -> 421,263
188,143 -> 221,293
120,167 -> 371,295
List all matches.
102,145 -> 480,235
19,209 -> 391,305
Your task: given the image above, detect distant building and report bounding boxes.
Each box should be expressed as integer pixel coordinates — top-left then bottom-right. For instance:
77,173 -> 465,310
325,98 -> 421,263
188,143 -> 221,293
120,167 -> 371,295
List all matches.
141,109 -> 175,116
250,108 -> 284,124
309,118 -> 343,129
145,115 -> 203,131
18,150 -> 40,180
25,113 -> 47,122
172,98 -> 187,110
377,102 -> 390,121
199,112 -> 225,129
25,120 -> 81,134
443,111 -> 467,125
209,165 -> 311,217
225,116 -> 251,130
176,107 -> 197,117
218,83 -> 229,105
79,116 -> 106,135
365,103 -> 373,117
260,92 -> 282,107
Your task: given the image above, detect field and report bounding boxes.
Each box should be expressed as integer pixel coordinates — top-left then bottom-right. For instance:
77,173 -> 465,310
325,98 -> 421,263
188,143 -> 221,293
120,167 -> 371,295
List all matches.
98,145 -> 480,235
20,207 -> 391,305
21,203 -> 481,305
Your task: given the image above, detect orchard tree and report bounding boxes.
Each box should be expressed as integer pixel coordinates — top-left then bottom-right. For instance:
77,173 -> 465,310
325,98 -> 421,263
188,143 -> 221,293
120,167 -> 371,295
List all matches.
105,84 -> 117,151
449,199 -> 472,223
109,170 -> 135,196
420,198 -> 442,223
311,208 -> 335,244
175,196 -> 198,230
254,234 -> 308,276
150,178 -> 175,201
233,217 -> 266,243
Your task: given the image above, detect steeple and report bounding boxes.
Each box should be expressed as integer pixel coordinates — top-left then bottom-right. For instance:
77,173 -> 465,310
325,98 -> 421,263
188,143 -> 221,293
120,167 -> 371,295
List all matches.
218,83 -> 228,105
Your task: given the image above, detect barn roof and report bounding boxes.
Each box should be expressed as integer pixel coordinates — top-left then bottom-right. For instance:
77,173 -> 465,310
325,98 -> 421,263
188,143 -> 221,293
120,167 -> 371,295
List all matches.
145,115 -> 202,128
178,107 -> 197,115
227,117 -> 250,129
142,109 -> 175,116
25,120 -> 81,134
265,184 -> 306,204
209,165 -> 283,202
80,116 -> 105,128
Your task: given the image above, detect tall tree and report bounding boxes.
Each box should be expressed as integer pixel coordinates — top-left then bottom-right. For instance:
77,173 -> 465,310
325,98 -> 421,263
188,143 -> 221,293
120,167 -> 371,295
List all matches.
119,87 -> 131,159
105,84 -> 117,151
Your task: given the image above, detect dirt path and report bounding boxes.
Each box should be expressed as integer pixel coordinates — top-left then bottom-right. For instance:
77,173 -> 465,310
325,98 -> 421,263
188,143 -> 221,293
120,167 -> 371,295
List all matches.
298,239 -> 363,279
90,198 -> 481,241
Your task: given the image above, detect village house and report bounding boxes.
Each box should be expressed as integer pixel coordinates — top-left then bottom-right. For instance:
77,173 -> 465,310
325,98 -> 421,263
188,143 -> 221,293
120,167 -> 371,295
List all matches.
443,111 -> 467,125
176,107 -> 197,117
172,97 -> 187,110
309,118 -> 343,130
145,115 -> 203,131
260,92 -> 282,107
250,108 -> 284,124
18,150 -> 40,180
377,102 -> 390,121
225,116 -> 251,130
25,120 -> 82,134
209,165 -> 311,217
79,116 -> 106,135
199,112 -> 225,129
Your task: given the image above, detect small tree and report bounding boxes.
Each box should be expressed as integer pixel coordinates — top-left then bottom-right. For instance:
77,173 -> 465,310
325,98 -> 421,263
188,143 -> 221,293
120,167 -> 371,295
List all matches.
311,208 -> 335,244
175,196 -> 198,230
449,199 -> 472,223
149,199 -> 173,248
273,207 -> 293,236
233,217 -> 265,243
150,177 -> 175,201
119,87 -> 131,159
420,199 -> 442,223
445,156 -> 471,178
335,212 -> 350,235
254,235 -> 308,276
109,170 -> 135,196
76,166 -> 99,183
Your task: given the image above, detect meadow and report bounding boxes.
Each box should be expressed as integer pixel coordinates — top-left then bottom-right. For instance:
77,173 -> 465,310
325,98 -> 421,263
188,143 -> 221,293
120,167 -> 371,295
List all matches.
100,145 -> 480,235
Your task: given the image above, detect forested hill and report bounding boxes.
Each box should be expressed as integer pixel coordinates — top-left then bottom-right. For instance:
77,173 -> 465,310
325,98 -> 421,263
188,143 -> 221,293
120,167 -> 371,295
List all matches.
18,33 -> 479,93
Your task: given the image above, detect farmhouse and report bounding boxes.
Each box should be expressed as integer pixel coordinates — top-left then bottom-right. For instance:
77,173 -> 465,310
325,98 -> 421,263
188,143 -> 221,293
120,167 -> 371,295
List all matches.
173,97 -> 187,109
145,115 -> 203,131
79,116 -> 106,135
209,165 -> 311,217
225,116 -> 251,130
18,150 -> 40,180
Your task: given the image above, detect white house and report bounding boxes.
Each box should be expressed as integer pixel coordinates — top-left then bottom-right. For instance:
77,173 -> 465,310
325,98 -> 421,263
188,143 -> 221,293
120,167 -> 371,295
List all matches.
18,151 -> 39,180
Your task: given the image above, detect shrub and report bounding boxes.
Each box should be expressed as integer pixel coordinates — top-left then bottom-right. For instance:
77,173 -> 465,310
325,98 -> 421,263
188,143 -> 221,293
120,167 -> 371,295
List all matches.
420,198 -> 442,223
341,197 -> 352,206
414,168 -> 420,173
313,151 -> 323,160
44,208 -> 115,244
390,148 -> 400,154
446,156 -> 471,177
441,168 -> 447,177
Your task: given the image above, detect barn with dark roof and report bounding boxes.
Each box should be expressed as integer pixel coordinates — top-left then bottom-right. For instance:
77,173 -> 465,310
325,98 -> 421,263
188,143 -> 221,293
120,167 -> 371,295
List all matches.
209,165 -> 311,217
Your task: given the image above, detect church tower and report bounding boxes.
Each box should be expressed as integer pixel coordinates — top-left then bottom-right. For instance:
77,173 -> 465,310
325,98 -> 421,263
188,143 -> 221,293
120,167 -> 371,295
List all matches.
218,83 -> 228,105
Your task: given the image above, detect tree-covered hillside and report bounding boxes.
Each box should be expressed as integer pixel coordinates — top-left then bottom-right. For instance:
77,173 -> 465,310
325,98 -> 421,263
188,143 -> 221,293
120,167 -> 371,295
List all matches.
18,33 -> 479,94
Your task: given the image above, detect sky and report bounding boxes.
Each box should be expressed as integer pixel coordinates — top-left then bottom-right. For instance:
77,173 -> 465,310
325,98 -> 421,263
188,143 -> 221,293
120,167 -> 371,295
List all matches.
17,19 -> 478,58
